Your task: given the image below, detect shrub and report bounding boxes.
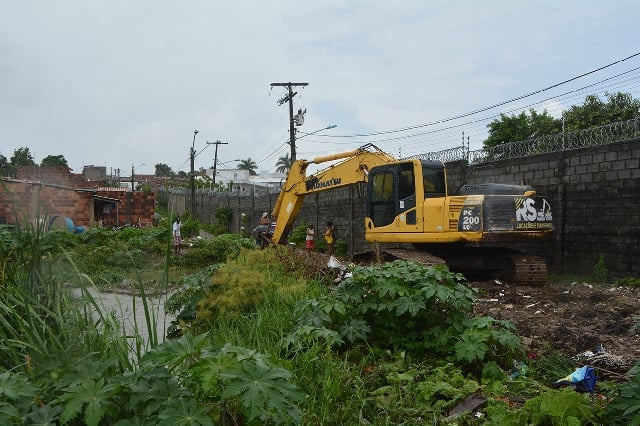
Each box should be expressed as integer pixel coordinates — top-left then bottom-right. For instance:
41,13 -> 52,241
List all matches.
285,260 -> 522,372
593,254 -> 608,283
165,264 -> 221,337
214,206 -> 233,231
173,234 -> 254,268
602,362 -> 640,424
289,223 -> 308,246
196,262 -> 267,321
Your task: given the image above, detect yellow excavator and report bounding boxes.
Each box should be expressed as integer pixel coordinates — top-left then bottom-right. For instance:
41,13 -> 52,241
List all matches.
271,144 -> 553,284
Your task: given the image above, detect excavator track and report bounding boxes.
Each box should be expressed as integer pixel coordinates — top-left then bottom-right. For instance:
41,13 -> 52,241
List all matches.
354,247 -> 548,286
506,254 -> 548,286
382,248 -> 447,268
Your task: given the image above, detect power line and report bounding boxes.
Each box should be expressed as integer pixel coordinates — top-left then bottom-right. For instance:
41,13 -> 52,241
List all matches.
303,64 -> 640,155
253,54 -> 640,168
325,53 -> 640,139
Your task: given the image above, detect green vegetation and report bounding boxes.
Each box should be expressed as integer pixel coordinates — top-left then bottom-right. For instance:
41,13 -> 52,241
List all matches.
1,216 -> 639,424
484,91 -> 640,148
593,254 -> 609,284
289,222 -> 348,257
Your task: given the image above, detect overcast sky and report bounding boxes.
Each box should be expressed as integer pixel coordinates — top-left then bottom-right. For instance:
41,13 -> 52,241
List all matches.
2,1 -> 639,176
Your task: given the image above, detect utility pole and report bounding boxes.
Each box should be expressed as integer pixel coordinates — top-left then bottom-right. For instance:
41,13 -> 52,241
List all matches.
271,82 -> 308,163
190,130 -> 199,216
206,140 -> 228,188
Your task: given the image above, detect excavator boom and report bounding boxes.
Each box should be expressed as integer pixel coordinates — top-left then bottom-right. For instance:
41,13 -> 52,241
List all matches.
271,144 -> 395,243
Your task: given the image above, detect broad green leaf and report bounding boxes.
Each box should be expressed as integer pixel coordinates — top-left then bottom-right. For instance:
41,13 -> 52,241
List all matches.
220,361 -> 304,423
338,319 -> 370,343
454,334 -> 489,363
469,316 -> 494,329
0,402 -> 20,424
128,367 -> 191,416
156,399 -> 213,426
312,327 -> 344,346
0,371 -> 38,401
58,378 -> 119,426
394,296 -> 425,317
26,403 -> 63,426
140,333 -> 209,372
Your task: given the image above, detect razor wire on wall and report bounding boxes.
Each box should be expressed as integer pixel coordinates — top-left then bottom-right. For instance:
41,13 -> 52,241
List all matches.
411,117 -> 640,164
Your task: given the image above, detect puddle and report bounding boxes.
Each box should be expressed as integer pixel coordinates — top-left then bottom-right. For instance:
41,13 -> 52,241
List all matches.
73,286 -> 175,346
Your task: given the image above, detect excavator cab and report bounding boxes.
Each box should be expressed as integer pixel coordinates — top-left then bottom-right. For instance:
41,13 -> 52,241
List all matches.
366,160 -> 446,231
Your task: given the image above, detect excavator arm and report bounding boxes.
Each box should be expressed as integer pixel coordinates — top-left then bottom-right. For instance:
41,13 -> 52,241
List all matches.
271,144 -> 395,244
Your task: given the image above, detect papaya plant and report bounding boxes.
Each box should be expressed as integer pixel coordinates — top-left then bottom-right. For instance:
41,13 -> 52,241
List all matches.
284,260 -> 522,371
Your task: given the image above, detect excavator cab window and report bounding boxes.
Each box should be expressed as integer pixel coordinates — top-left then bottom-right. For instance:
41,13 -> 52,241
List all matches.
369,169 -> 396,227
423,164 -> 446,198
369,162 -> 417,227
398,164 -> 417,224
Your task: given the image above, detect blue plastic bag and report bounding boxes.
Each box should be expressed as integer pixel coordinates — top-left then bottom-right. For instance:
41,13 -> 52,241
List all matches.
552,365 -> 597,393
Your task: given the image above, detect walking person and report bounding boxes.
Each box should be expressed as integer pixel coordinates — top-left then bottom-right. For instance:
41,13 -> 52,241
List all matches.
324,220 -> 335,257
172,217 -> 182,255
305,224 -> 315,251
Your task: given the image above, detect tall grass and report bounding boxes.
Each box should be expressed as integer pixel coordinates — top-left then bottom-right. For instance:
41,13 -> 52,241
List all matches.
0,198 -> 170,383
0,221 -> 132,371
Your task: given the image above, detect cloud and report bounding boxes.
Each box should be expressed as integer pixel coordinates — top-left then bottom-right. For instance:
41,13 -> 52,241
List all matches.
1,1 -> 638,173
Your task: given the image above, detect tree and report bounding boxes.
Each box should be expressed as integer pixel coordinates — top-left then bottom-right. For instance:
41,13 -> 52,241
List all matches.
0,154 -> 13,177
483,108 -> 562,148
563,92 -> 640,132
40,154 -> 69,168
237,158 -> 258,176
10,147 -> 36,167
484,109 -> 561,148
155,163 -> 175,177
177,171 -> 188,178
275,153 -> 291,173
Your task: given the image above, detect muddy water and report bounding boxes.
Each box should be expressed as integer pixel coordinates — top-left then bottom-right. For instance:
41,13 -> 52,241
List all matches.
73,287 -> 175,345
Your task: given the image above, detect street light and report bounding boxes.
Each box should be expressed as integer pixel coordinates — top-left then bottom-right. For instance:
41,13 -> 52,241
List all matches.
131,163 -> 145,191
294,125 -> 338,164
291,124 -> 337,164
296,124 -> 337,141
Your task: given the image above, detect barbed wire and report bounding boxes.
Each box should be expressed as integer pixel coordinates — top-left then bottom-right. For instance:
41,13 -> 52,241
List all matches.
411,117 -> 640,164
405,146 -> 466,163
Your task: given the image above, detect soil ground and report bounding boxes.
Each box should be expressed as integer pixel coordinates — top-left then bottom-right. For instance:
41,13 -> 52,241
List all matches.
470,279 -> 640,378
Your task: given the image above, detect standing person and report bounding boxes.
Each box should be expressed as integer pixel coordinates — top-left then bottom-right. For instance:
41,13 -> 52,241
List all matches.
324,220 -> 335,257
253,212 -> 271,248
305,224 -> 315,251
260,212 -> 271,226
172,217 -> 182,255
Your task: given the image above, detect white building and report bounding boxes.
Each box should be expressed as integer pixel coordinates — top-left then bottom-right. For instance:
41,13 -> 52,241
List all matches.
204,168 -> 287,195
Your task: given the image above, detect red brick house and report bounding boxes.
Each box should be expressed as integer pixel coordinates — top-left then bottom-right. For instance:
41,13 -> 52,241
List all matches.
0,166 -> 154,229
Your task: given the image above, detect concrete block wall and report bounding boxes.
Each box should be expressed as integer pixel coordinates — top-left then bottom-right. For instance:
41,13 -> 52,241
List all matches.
105,191 -> 156,227
453,140 -> 640,278
168,139 -> 640,278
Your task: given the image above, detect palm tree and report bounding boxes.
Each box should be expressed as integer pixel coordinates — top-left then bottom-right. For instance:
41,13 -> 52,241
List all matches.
237,158 -> 258,176
275,153 -> 291,173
